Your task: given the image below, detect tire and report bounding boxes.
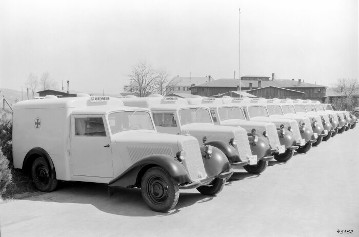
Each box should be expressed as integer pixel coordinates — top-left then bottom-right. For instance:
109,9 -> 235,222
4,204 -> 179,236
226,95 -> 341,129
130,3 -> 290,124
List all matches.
351,123 -> 356,129
297,141 -> 312,153
345,126 -> 350,131
274,149 -> 294,162
312,135 -> 323,146
243,160 -> 268,174
31,156 -> 58,192
196,178 -> 225,196
322,131 -> 332,141
331,129 -> 338,137
141,167 -> 179,212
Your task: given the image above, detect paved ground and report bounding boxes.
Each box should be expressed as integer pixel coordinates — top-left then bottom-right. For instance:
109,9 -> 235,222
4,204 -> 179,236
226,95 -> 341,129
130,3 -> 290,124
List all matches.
1,127 -> 359,237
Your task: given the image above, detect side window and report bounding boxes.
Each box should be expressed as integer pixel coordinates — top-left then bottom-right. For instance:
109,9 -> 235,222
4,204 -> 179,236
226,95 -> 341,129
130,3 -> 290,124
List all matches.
152,113 -> 177,127
75,117 -> 106,136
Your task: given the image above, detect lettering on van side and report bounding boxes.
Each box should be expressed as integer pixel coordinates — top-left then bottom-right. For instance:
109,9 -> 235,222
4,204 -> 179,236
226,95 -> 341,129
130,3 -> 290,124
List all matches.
34,117 -> 41,128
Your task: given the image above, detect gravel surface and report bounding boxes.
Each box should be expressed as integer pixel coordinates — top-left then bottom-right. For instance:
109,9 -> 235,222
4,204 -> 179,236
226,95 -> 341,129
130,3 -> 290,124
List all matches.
1,127 -> 358,237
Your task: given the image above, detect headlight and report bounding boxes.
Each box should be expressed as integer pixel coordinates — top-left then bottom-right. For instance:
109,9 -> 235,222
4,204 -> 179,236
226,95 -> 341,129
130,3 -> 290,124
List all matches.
176,150 -> 186,162
280,124 -> 285,129
202,136 -> 207,143
229,138 -> 237,147
253,135 -> 259,143
288,126 -> 292,132
206,145 -> 213,155
263,131 -> 268,137
312,121 -> 318,127
251,128 -> 256,135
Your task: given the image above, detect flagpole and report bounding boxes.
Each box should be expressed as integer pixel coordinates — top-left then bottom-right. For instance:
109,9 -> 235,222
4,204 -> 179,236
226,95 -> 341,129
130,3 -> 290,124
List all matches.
239,8 -> 241,97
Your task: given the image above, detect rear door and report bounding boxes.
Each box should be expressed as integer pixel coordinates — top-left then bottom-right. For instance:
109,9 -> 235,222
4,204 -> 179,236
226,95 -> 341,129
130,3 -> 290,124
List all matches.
70,115 -> 113,178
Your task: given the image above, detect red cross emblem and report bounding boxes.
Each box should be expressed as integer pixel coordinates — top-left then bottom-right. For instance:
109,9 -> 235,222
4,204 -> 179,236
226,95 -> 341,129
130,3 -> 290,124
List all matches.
34,118 -> 41,128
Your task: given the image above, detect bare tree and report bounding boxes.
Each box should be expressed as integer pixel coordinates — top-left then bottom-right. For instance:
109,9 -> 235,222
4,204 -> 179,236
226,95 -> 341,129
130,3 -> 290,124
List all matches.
333,78 -> 359,110
155,70 -> 170,95
39,72 -> 58,90
128,62 -> 159,97
25,73 -> 39,99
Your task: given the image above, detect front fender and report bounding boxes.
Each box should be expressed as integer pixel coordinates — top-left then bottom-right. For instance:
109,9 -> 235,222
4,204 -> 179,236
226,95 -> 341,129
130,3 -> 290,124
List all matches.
331,120 -> 338,129
323,122 -> 332,131
109,155 -> 191,188
313,125 -> 324,136
301,127 -> 313,142
250,136 -> 271,159
204,140 -> 240,163
278,131 -> 295,149
201,146 -> 231,177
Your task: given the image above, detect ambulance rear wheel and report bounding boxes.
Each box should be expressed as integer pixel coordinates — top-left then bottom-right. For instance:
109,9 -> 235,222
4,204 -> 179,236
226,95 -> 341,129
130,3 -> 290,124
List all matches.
243,160 -> 268,174
274,148 -> 294,162
141,167 -> 179,213
31,157 -> 58,192
197,178 -> 225,196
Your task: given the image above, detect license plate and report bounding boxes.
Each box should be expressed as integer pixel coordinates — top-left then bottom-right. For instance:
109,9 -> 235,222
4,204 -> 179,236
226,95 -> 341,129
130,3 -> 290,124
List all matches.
323,130 -> 328,136
278,145 -> 285,154
313,133 -> 318,139
248,155 -> 258,165
299,139 -> 305,146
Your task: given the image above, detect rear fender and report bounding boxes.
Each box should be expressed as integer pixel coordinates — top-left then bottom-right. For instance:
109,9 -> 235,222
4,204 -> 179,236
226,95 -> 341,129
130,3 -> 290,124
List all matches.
109,155 -> 191,188
204,140 -> 240,163
23,147 -> 56,176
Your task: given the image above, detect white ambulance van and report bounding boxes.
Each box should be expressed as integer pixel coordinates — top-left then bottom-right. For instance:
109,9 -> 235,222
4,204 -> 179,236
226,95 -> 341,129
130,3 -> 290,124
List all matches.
12,96 -> 231,212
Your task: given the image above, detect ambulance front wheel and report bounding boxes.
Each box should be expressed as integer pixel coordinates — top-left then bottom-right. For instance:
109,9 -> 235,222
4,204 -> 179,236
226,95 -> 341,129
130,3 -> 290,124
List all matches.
243,160 -> 268,174
197,178 -> 225,196
141,167 -> 179,213
31,157 -> 58,192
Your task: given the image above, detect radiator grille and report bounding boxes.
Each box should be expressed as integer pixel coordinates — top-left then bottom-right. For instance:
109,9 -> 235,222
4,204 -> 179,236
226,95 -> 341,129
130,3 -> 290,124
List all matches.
289,120 -> 301,142
234,129 -> 252,162
181,140 -> 207,181
265,123 -> 281,149
127,145 -> 174,164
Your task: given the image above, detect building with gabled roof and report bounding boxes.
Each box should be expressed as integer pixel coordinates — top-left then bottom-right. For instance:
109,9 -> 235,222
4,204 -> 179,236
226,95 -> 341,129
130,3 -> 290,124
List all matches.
190,78 -> 326,100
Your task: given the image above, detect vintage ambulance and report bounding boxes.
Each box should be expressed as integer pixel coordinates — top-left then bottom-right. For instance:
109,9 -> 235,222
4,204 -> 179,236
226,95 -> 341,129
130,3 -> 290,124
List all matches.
322,103 -> 349,133
264,99 -> 317,149
308,101 -> 339,137
122,96 -> 267,174
12,96 -> 232,212
233,98 -> 305,162
298,100 -> 333,140
185,97 -> 277,165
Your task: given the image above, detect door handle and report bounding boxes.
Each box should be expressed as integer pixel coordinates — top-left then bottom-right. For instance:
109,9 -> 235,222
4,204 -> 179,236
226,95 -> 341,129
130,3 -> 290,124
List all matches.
104,144 -> 110,148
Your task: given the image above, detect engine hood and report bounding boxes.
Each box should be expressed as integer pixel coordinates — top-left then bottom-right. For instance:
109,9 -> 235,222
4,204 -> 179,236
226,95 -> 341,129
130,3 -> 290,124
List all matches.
111,130 -> 197,145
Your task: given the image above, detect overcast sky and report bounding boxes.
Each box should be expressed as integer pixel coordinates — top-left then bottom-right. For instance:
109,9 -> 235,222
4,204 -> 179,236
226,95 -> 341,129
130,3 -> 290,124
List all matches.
0,0 -> 358,94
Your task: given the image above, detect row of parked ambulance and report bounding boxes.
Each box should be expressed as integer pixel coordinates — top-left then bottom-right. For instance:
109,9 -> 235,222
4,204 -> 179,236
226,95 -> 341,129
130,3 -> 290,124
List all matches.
12,95 -> 357,212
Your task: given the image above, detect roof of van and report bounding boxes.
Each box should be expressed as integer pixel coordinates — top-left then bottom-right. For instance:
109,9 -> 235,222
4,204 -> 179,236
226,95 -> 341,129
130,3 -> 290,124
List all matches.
13,96 -> 125,110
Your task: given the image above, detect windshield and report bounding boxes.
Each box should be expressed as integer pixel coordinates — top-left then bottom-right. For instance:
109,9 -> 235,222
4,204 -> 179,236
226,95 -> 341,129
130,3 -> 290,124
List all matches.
179,108 -> 212,125
218,107 -> 246,120
267,105 -> 283,115
282,105 -> 296,114
294,104 -> 307,113
108,111 -> 154,134
316,105 -> 325,111
248,105 -> 268,117
306,104 -> 316,112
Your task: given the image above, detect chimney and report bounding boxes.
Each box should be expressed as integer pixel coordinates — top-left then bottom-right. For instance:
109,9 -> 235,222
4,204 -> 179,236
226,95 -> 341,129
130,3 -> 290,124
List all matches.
208,75 -> 212,82
272,73 -> 275,80
249,83 -> 253,90
298,79 -> 302,84
67,80 -> 69,94
258,80 -> 262,88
